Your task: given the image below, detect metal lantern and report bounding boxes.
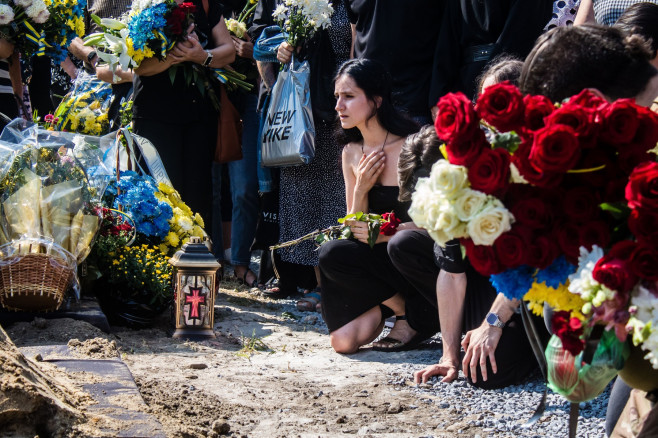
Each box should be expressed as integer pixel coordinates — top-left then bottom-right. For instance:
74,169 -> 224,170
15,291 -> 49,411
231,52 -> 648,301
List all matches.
169,236 -> 220,339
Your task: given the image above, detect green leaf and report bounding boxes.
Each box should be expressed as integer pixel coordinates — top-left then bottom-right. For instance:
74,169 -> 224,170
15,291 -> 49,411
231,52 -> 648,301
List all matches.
491,131 -> 522,153
367,221 -> 380,248
354,211 -> 364,221
337,213 -> 356,224
341,226 -> 352,239
168,67 -> 177,85
91,14 -> 102,26
600,202 -> 631,220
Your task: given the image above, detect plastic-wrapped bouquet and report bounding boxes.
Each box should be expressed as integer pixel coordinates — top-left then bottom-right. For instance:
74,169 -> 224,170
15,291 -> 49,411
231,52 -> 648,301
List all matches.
0,122 -> 112,311
272,0 -> 333,46
51,72 -> 112,135
0,124 -> 110,261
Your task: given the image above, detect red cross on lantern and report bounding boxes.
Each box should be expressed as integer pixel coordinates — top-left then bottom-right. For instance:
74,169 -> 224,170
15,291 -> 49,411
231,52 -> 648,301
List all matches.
170,236 -> 220,339
184,287 -> 206,320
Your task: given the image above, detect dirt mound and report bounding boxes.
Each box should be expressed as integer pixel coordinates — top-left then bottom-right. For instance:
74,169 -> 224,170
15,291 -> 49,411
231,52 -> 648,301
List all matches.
67,337 -> 119,359
0,325 -> 87,437
137,377 -> 249,438
8,317 -> 110,346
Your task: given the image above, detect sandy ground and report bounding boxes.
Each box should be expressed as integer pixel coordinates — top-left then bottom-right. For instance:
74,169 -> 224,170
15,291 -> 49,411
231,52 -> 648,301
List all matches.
3,279 -> 478,438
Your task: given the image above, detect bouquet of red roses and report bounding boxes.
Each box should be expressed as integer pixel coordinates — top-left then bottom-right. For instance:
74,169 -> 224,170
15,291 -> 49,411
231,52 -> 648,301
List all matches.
409,82 -> 658,400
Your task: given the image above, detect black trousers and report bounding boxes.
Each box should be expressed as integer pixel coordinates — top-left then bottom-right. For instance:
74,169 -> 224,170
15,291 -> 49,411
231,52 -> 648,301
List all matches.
318,238 -> 412,332
133,117 -> 217,227
388,229 -> 541,390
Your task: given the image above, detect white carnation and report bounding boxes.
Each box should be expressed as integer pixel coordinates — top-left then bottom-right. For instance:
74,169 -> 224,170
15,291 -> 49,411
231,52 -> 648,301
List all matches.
428,160 -> 469,200
25,2 -> 47,21
0,5 -> 15,25
14,0 -> 33,8
466,200 -> 513,246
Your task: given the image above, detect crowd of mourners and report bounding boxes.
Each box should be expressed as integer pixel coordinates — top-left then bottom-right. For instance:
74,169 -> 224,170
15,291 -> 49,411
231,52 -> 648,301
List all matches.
2,0 -> 657,435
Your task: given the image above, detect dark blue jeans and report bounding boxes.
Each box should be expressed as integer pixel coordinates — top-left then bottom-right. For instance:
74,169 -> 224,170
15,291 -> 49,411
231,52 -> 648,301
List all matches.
212,93 -> 259,266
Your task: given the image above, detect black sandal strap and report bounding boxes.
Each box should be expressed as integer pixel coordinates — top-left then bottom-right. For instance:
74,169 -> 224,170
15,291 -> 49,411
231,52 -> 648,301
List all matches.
395,315 -> 407,321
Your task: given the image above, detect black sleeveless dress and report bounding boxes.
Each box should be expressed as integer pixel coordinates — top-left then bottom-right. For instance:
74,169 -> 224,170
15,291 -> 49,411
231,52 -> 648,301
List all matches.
318,186 -> 413,332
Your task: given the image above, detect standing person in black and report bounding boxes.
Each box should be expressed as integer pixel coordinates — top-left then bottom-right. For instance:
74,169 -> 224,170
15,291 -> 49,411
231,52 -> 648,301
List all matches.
429,0 -> 553,109
346,0 -> 444,125
132,0 -> 235,226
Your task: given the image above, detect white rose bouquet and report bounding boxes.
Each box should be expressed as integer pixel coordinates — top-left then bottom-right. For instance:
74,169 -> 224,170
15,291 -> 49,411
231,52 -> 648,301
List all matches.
408,160 -> 514,247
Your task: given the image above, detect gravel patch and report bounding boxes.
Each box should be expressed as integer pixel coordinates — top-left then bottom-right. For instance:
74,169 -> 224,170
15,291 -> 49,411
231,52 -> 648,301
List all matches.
389,356 -> 610,437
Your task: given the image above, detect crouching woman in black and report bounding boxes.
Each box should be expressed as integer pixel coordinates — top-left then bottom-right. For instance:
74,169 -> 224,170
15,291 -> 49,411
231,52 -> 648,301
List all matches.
318,59 -> 421,354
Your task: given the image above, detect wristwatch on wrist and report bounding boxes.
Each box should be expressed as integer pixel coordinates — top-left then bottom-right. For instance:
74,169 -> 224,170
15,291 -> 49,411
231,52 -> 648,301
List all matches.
202,50 -> 213,67
486,312 -> 505,329
83,50 -> 98,73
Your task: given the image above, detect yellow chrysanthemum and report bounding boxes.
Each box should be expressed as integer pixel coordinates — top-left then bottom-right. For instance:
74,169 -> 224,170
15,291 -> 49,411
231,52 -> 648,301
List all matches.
194,213 -> 205,228
523,281 -> 587,321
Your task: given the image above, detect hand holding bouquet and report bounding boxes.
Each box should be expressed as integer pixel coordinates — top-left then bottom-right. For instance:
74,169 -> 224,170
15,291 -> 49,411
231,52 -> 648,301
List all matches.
272,0 -> 333,47
83,0 -> 195,78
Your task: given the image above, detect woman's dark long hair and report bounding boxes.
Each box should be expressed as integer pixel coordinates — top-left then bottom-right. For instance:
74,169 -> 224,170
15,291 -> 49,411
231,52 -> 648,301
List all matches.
334,59 -> 419,146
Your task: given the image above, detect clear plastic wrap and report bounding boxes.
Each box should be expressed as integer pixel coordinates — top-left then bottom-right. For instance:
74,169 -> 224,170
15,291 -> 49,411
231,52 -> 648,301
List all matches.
0,120 -> 113,263
546,330 -> 629,402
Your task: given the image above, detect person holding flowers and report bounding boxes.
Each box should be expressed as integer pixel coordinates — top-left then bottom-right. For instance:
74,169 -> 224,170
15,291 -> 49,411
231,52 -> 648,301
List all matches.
250,0 -> 351,309
318,58 -> 422,354
131,0 -> 236,227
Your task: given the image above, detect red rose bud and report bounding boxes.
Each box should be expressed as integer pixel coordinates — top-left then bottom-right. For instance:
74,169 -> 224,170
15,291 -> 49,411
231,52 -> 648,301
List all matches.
434,92 -> 481,143
593,245 -> 638,292
545,103 -> 598,149
476,81 -> 525,133
467,147 -> 511,196
568,89 -> 607,111
462,238 -> 504,276
626,161 -> 658,210
529,124 -> 581,174
629,242 -> 658,281
551,310 -> 586,356
379,212 -> 401,236
629,208 -> 658,246
602,99 -> 640,145
445,128 -> 488,167
522,94 -> 554,133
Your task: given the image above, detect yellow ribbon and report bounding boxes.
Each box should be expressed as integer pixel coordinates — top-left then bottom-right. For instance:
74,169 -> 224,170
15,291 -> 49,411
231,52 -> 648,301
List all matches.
566,164 -> 606,174
22,20 -> 50,56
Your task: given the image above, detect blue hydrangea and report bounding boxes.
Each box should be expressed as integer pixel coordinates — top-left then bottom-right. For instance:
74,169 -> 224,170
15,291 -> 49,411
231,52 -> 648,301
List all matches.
535,255 -> 577,289
128,3 -> 169,51
111,171 -> 173,239
490,265 -> 536,301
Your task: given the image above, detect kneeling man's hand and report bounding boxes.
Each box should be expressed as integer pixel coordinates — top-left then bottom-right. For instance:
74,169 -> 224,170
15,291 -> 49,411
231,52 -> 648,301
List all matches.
461,324 -> 502,384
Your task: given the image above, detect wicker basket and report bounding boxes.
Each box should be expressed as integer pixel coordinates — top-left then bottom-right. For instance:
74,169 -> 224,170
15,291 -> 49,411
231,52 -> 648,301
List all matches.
0,239 -> 76,312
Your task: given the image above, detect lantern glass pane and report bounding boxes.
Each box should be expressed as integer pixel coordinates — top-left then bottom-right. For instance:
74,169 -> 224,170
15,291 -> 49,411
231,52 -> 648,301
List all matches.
178,273 -> 214,327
